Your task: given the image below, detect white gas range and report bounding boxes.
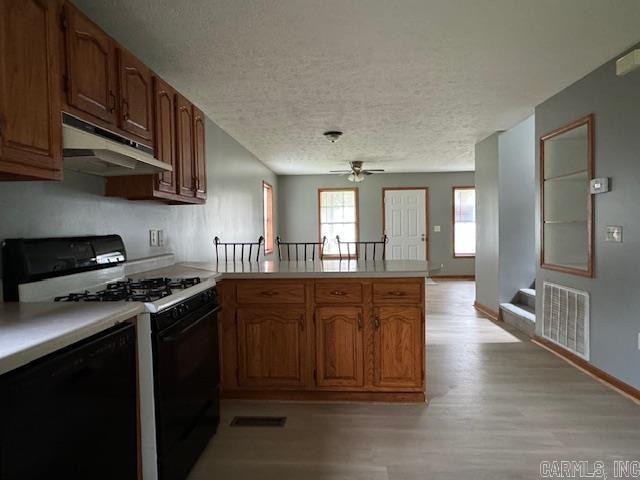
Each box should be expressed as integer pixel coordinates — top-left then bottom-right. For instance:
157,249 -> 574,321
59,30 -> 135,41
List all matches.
2,235 -> 221,480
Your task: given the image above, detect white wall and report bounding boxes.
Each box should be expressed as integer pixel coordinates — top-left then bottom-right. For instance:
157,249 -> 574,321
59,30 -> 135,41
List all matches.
474,133 -> 500,311
498,115 -> 536,302
0,117 -> 277,278
277,172 -> 475,276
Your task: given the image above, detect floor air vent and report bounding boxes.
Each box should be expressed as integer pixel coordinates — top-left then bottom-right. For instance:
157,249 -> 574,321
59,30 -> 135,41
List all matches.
230,416 -> 287,427
542,282 -> 589,360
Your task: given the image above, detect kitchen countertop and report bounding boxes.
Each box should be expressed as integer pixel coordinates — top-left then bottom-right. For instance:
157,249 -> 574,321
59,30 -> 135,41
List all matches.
0,259 -> 428,375
0,302 -> 143,375
180,260 -> 429,279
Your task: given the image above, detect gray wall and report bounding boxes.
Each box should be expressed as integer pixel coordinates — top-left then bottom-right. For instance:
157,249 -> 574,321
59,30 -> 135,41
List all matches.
277,172 -> 475,276
498,115 -> 536,302
535,44 -> 640,390
0,117 -> 277,278
474,134 -> 500,311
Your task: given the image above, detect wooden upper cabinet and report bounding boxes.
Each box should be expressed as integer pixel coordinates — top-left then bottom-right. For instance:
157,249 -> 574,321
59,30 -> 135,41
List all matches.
237,307 -> 306,388
0,0 -> 62,181
118,48 -> 153,143
153,77 -> 176,194
315,306 -> 364,388
62,3 -> 117,125
192,105 -> 206,199
175,93 -> 195,197
373,306 -> 423,389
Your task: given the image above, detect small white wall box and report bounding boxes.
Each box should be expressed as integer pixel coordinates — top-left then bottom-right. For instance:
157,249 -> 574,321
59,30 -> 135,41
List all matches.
590,177 -> 609,194
616,50 -> 640,76
605,226 -> 622,243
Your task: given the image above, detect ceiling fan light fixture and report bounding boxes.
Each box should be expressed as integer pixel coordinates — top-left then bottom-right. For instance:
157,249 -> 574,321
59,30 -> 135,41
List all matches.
348,172 -> 364,183
323,130 -> 343,143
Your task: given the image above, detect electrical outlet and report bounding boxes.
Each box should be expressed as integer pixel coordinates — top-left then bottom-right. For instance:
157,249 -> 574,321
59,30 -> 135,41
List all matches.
149,229 -> 158,247
158,230 -> 165,247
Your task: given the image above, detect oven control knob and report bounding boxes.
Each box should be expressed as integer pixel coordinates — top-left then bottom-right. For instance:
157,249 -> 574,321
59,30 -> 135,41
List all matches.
171,309 -> 179,320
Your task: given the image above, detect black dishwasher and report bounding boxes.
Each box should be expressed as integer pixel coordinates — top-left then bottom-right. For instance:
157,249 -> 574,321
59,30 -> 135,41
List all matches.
0,322 -> 138,480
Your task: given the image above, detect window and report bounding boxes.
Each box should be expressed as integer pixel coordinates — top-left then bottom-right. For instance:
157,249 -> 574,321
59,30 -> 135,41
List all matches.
318,188 -> 359,257
453,187 -> 476,257
263,181 -> 274,254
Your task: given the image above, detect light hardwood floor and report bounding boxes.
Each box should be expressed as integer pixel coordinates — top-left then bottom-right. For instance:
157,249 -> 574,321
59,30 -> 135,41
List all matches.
188,281 -> 640,480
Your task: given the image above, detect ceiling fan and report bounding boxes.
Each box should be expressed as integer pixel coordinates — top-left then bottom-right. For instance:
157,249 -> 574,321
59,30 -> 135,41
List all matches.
330,161 -> 385,183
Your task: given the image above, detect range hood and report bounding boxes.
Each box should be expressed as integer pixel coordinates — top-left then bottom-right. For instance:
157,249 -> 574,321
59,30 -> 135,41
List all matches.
62,114 -> 172,177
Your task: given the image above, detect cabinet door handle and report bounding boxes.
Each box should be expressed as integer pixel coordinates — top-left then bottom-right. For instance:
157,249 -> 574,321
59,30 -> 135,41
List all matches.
122,99 -> 129,120
374,313 -> 380,330
388,290 -> 407,297
331,290 -> 347,296
357,312 -> 363,330
299,314 -> 305,331
109,91 -> 116,113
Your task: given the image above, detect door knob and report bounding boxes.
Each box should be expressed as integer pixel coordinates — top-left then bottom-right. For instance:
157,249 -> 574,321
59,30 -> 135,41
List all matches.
421,234 -> 426,242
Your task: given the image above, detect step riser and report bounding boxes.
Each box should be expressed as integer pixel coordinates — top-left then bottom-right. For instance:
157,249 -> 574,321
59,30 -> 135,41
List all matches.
500,308 -> 536,337
517,292 -> 536,310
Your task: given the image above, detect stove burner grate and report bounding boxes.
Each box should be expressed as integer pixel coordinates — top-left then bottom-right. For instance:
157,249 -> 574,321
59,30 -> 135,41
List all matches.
53,276 -> 202,302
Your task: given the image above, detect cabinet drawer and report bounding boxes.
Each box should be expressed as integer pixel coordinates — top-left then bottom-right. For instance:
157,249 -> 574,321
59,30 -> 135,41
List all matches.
236,282 -> 305,304
315,282 -> 363,304
373,281 -> 422,304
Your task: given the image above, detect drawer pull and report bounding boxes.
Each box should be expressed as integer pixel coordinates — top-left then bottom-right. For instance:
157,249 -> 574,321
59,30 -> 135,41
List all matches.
388,290 -> 407,297
260,290 -> 279,297
331,290 -> 347,296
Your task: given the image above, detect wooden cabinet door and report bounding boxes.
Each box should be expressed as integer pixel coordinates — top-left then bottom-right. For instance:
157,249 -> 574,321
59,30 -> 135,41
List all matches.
237,307 -> 306,388
0,0 -> 62,180
118,49 -> 153,143
153,77 -> 176,194
315,307 -> 364,388
373,306 -> 423,389
63,4 -> 117,125
175,93 -> 195,197
192,106 -> 207,199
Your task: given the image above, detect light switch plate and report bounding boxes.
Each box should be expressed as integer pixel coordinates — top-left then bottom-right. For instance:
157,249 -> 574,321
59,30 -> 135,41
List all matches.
605,225 -> 622,243
158,230 -> 165,247
149,229 -> 158,247
590,177 -> 610,194
434,225 -> 441,233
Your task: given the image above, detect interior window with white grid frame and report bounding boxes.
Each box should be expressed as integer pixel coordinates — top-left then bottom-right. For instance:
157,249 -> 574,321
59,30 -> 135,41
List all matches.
319,189 -> 358,257
453,187 -> 476,257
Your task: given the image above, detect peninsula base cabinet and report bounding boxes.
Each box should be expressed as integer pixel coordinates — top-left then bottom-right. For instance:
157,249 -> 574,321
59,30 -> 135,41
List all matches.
218,278 -> 426,402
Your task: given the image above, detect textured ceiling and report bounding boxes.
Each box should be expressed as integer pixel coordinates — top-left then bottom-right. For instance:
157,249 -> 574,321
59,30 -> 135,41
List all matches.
74,0 -> 640,174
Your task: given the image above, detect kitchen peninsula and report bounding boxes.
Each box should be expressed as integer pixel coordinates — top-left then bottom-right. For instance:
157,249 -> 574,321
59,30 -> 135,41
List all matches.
185,260 -> 429,403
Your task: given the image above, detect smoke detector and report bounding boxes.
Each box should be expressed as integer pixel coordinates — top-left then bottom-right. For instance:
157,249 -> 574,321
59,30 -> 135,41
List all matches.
323,131 -> 343,143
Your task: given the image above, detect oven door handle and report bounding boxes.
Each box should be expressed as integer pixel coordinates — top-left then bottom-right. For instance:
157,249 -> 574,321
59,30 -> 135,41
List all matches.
160,306 -> 221,343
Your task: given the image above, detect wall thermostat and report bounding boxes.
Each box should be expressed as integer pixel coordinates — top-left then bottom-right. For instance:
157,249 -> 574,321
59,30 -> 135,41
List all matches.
590,177 -> 610,194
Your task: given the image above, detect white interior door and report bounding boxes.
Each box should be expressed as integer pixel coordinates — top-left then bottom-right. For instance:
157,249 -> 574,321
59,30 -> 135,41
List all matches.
384,189 -> 427,260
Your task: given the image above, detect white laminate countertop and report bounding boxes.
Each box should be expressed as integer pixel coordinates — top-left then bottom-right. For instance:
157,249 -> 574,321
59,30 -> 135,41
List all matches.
179,260 -> 429,279
0,302 -> 143,375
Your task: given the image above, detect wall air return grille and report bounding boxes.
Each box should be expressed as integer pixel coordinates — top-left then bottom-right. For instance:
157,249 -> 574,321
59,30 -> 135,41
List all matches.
542,282 -> 589,360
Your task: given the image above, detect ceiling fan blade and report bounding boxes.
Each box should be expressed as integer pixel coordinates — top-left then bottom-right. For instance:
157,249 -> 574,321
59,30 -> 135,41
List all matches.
364,169 -> 385,172
329,170 -> 352,173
